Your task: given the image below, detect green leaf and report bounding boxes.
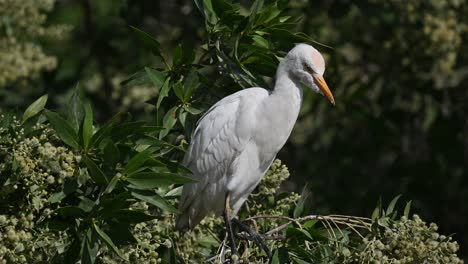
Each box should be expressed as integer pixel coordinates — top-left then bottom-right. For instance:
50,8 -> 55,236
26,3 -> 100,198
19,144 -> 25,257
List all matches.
104,174 -> 120,194
302,220 -> 317,229
178,110 -> 187,128
48,179 -> 79,203
126,172 -> 196,189
173,81 -> 185,102
293,198 -> 304,218
194,0 -> 218,24
123,148 -> 154,175
386,194 -> 401,216
55,206 -> 86,218
68,85 -> 85,131
130,26 -> 161,56
83,155 -> 108,185
89,112 -> 121,148
184,105 -> 204,115
157,157 -> 192,174
183,68 -> 199,102
103,140 -> 120,167
286,227 -> 313,241
164,186 -> 183,198
79,197 -> 96,213
93,224 -> 126,260
173,44 -> 183,67
64,237 -> 81,264
291,257 -> 310,264
371,197 -> 382,221
131,189 -> 178,213
98,193 -> 131,216
404,200 -> 412,218
44,110 -> 79,149
157,78 -> 171,109
252,35 -> 269,49
249,0 -> 264,23
160,106 -> 178,139
48,191 -> 67,203
104,209 -> 157,223
83,103 -> 94,152
271,249 -> 280,264
144,68 -> 169,109
81,228 -> 99,264
111,121 -> 146,139
145,67 -> 166,88
22,94 -> 48,124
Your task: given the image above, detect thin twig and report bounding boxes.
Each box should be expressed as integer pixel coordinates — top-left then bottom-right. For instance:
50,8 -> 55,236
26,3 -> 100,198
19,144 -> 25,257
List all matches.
244,214 -> 371,236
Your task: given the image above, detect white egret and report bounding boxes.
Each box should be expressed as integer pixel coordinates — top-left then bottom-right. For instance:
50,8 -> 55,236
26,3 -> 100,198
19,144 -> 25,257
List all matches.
176,43 -> 335,255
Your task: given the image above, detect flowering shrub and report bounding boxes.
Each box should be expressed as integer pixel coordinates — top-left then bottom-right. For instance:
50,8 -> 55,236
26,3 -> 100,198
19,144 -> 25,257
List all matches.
0,99 -> 464,263
0,0 -> 69,87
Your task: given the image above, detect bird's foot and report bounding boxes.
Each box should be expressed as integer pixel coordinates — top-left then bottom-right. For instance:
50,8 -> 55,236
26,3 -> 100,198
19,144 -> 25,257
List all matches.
232,218 -> 272,258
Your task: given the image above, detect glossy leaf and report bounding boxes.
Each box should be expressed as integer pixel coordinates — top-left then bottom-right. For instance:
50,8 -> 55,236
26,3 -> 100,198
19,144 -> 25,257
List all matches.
386,194 -> 401,216
160,106 -> 178,139
44,110 -> 79,149
123,148 -> 154,175
252,35 -> 269,48
83,155 -> 108,185
22,94 -> 48,124
94,224 -> 126,260
145,67 -> 166,88
126,172 -> 196,189
130,189 -> 178,213
68,85 -> 85,131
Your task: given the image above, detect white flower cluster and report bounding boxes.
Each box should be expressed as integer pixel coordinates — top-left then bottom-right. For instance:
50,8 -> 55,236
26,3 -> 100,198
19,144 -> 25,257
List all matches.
0,0 -> 70,87
248,159 -> 300,228
370,0 -> 466,88
0,117 -> 77,263
348,215 -> 463,263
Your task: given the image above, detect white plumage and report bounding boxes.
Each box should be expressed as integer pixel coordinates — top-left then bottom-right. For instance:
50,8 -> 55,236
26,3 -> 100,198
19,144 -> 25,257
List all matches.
176,44 -> 334,231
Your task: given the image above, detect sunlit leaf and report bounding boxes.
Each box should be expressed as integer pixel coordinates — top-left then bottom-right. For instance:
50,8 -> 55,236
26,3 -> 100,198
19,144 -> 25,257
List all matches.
22,94 -> 48,124
386,194 -> 401,216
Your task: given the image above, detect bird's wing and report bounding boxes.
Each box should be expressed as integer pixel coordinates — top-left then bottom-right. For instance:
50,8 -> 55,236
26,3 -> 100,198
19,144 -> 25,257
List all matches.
178,88 -> 268,214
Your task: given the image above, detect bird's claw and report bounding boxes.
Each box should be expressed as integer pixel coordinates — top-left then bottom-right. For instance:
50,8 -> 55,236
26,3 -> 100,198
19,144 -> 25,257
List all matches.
232,219 -> 272,258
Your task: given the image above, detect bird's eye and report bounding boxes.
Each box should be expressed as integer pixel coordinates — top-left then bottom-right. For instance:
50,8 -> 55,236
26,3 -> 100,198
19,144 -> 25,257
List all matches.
303,63 -> 314,73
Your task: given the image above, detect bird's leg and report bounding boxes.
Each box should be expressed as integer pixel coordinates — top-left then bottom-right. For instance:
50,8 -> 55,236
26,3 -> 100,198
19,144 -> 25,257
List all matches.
223,193 -> 238,259
232,218 -> 272,258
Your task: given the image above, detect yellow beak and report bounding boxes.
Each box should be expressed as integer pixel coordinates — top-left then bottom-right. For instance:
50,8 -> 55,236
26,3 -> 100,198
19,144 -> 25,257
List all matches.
313,74 -> 335,106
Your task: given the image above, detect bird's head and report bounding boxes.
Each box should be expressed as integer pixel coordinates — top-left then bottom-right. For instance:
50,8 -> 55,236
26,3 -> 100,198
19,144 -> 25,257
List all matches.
284,43 -> 335,105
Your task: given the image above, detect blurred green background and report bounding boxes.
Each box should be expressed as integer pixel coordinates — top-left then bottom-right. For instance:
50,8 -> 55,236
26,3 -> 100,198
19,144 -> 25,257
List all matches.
1,0 -> 467,260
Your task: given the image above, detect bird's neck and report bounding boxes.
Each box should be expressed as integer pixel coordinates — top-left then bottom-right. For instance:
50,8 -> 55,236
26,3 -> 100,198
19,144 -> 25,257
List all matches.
272,63 -> 303,108
263,62 -> 303,132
